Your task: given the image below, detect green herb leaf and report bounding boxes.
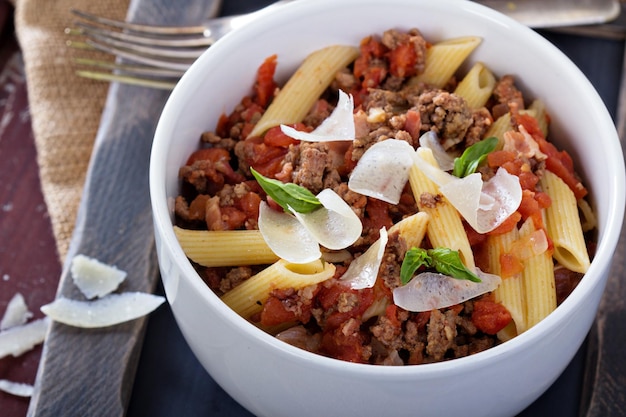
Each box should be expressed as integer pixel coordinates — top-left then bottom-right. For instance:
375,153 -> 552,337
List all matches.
400,247 -> 432,285
428,247 -> 481,282
250,167 -> 322,214
400,247 -> 482,284
452,136 -> 498,178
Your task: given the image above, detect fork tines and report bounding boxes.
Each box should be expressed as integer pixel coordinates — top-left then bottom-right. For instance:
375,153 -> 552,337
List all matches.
67,9 -> 214,89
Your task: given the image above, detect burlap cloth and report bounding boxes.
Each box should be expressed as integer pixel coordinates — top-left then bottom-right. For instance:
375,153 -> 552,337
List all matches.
13,0 -> 130,262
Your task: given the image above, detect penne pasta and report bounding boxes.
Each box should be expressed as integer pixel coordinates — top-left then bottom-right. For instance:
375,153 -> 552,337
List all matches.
486,227 -> 527,337
221,259 -> 336,319
454,62 -> 496,109
484,112 -> 512,148
247,44 -> 359,138
577,197 -> 597,233
409,36 -> 481,88
409,148 -> 475,270
174,226 -> 279,267
388,211 -> 430,250
519,219 -> 557,328
539,170 -> 591,273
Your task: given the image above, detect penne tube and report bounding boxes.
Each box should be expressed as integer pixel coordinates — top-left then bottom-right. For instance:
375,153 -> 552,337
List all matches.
577,197 -> 597,233
409,36 -> 482,88
388,211 -> 430,250
484,112 -> 512,148
248,44 -> 359,138
408,148 -> 475,270
174,226 -> 279,267
221,259 -> 335,319
519,219 -> 557,328
539,170 -> 591,273
454,62 -> 496,109
486,227 -> 527,337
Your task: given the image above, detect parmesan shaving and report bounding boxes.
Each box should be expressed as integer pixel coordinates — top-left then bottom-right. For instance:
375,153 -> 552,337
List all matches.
0,318 -> 49,359
258,201 -> 322,264
348,139 -> 414,204
40,293 -> 165,328
419,131 -> 455,171
71,254 -> 127,299
0,292 -> 32,330
392,269 -> 501,312
414,148 -> 522,233
293,188 -> 362,250
280,90 -> 355,142
340,227 -> 388,289
0,379 -> 34,397
258,189 -> 362,262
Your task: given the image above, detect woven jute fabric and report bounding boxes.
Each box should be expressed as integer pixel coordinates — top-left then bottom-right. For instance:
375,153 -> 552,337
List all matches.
14,0 -> 130,261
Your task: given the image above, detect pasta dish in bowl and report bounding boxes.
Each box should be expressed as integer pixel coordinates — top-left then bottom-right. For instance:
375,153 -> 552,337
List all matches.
149,0 -> 625,415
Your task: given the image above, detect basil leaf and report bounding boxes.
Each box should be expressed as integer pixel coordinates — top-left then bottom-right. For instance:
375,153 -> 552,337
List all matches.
428,247 -> 481,282
452,136 -> 498,178
400,247 -> 432,285
250,167 -> 322,214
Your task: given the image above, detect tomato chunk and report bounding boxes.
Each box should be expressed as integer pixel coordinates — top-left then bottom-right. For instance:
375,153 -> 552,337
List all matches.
254,54 -> 278,108
472,300 -> 512,335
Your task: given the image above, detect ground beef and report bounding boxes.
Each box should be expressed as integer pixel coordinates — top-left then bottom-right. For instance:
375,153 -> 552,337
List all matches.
492,74 -> 525,119
175,194 -> 215,230
179,160 -> 223,195
465,107 -> 494,146
302,98 -> 333,128
334,182 -> 367,218
415,89 -> 474,150
370,314 -> 404,351
418,192 -> 443,209
363,88 -> 408,112
291,142 -> 331,194
378,231 -> 404,290
219,266 -> 253,293
200,131 -> 237,151
381,28 -> 428,78
352,125 -> 395,161
426,309 -> 458,361
333,67 -> 359,93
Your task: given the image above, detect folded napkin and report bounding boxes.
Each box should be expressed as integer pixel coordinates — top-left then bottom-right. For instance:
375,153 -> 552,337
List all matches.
13,0 -> 130,262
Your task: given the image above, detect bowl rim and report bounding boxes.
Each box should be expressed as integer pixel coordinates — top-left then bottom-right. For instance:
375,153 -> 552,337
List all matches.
150,0 -> 626,377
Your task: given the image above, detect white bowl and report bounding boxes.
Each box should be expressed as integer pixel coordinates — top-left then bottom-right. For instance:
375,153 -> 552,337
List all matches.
149,0 -> 625,416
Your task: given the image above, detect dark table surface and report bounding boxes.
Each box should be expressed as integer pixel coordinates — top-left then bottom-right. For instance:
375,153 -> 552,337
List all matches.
0,1 -> 624,416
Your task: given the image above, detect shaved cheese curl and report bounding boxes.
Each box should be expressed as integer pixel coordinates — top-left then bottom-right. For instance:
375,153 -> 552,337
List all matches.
293,189 -> 362,250
419,131 -> 455,171
280,90 -> 355,142
341,227 -> 388,289
0,318 -> 49,359
0,380 -> 34,397
41,293 -> 165,328
258,201 -> 322,264
70,254 -> 127,299
348,139 -> 414,204
414,148 -> 522,233
0,293 -> 32,331
393,269 -> 501,312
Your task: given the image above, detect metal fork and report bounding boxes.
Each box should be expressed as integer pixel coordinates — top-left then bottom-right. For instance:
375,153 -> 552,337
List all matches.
66,1 -> 292,89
